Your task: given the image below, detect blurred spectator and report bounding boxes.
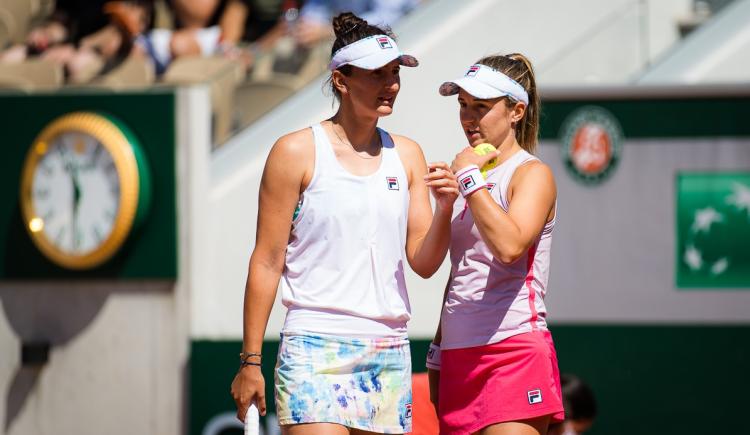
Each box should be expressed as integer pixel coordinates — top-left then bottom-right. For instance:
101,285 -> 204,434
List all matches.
548,374 -> 598,435
241,0 -> 285,43
0,0 -> 111,64
1,0 -> 281,83
291,0 -> 420,47
131,0 -> 277,75
0,1 -> 153,83
259,0 -> 419,75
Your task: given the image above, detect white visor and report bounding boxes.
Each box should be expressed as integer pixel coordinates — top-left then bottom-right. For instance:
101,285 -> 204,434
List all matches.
439,64 -> 529,105
329,34 -> 418,70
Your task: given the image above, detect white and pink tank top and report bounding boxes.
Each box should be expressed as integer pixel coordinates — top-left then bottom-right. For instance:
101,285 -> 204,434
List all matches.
440,149 -> 556,350
280,124 -> 411,337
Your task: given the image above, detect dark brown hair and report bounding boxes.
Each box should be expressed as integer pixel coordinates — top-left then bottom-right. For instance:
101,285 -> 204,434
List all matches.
476,53 -> 540,154
326,12 -> 394,101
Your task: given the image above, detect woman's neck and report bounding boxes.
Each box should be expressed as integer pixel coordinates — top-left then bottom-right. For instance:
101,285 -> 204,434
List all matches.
331,106 -> 380,152
494,131 -> 522,166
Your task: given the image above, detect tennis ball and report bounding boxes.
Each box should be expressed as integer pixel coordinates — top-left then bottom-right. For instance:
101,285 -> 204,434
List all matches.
473,143 -> 498,178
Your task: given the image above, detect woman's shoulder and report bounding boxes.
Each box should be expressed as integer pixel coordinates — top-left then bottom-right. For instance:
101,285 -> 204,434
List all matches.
271,127 -> 316,158
263,128 -> 317,187
387,133 -> 424,159
511,157 -> 556,192
388,132 -> 420,149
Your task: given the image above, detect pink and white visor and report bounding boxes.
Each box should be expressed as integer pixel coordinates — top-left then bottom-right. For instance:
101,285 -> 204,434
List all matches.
329,34 -> 418,70
439,64 -> 529,104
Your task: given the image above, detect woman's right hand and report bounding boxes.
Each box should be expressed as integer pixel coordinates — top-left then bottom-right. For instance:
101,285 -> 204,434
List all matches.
27,22 -> 67,51
427,368 -> 440,411
425,162 -> 459,212
230,365 -> 266,421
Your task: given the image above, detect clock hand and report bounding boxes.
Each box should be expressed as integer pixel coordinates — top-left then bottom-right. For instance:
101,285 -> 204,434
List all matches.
72,167 -> 81,207
71,158 -> 82,251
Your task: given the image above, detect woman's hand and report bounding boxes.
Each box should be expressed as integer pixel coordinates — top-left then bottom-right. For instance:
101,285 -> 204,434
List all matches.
425,162 -> 459,212
230,365 -> 267,421
450,146 -> 500,173
428,368 -> 440,411
27,22 -> 67,52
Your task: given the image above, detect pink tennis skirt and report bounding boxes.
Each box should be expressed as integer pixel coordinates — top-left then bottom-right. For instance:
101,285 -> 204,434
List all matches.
439,330 -> 565,434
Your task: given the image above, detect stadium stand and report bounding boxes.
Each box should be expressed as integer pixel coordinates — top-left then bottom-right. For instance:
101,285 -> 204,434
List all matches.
0,58 -> 63,91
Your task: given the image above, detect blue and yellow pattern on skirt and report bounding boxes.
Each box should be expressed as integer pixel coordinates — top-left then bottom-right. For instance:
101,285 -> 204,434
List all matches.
275,333 -> 412,433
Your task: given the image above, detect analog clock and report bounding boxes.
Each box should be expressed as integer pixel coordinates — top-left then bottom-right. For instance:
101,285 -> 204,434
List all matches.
19,112 -> 151,270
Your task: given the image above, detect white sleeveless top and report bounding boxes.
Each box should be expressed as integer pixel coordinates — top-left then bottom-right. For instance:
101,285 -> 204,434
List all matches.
440,149 -> 556,350
280,124 -> 411,337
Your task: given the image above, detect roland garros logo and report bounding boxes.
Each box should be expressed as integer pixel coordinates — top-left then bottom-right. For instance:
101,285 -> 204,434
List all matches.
560,106 -> 623,185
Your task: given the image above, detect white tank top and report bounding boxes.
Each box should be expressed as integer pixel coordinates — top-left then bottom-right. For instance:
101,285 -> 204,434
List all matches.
440,149 -> 556,350
280,123 -> 411,337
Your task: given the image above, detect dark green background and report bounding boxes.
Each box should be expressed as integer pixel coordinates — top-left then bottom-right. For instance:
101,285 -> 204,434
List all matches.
540,96 -> 750,139
191,325 -> 750,435
0,91 -> 177,279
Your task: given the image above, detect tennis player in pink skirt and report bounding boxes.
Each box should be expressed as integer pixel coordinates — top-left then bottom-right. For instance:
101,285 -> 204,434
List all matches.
427,53 -> 565,435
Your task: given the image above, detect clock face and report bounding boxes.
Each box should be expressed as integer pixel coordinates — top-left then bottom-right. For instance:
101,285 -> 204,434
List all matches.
20,112 -> 146,270
30,131 -> 121,255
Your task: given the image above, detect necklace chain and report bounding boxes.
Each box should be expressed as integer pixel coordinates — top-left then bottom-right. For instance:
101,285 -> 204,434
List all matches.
332,124 -> 380,160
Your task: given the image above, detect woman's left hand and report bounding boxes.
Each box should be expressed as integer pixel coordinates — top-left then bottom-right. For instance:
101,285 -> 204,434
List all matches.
425,162 -> 459,211
450,146 -> 500,173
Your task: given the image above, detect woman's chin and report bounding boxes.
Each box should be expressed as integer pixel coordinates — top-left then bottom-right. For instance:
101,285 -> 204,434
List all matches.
376,106 -> 395,116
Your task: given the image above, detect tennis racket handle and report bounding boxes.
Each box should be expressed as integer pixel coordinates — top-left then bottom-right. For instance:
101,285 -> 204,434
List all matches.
244,403 -> 260,435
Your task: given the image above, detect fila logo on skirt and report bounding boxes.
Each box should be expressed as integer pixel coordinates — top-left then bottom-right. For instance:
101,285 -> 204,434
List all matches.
527,389 -> 543,405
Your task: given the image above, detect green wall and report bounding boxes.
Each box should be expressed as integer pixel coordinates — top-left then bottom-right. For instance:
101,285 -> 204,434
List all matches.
191,325 -> 750,435
539,96 -> 750,139
0,91 -> 177,279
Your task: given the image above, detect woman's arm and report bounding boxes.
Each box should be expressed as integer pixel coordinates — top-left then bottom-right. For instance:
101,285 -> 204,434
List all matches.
394,135 -> 458,278
231,131 -> 312,420
219,0 -> 249,44
467,161 -> 556,264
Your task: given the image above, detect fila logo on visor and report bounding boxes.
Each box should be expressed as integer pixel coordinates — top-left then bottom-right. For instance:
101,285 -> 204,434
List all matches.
466,65 -> 480,76
527,389 -> 543,405
386,177 -> 399,190
377,36 -> 392,49
460,175 -> 476,190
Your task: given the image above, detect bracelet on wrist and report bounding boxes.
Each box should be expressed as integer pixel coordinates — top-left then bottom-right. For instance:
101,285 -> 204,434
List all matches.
240,360 -> 262,369
240,352 -> 262,363
455,165 -> 486,198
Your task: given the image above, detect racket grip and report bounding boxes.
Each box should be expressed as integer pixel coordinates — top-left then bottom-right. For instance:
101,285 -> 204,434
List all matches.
244,403 -> 260,435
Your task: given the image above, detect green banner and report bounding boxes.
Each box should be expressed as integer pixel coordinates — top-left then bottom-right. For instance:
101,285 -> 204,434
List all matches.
676,172 -> 750,288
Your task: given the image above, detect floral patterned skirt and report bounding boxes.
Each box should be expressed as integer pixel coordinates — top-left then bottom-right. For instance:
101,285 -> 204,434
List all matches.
275,332 -> 412,433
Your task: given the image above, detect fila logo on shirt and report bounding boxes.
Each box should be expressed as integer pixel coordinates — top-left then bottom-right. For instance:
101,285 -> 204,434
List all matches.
486,182 -> 496,192
466,65 -> 480,76
386,176 -> 400,190
527,389 -> 543,405
460,174 -> 476,190
404,403 -> 412,418
377,36 -> 392,49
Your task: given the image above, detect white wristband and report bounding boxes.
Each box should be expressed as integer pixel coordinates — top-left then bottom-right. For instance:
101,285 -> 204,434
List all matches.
456,165 -> 486,197
426,343 -> 441,370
